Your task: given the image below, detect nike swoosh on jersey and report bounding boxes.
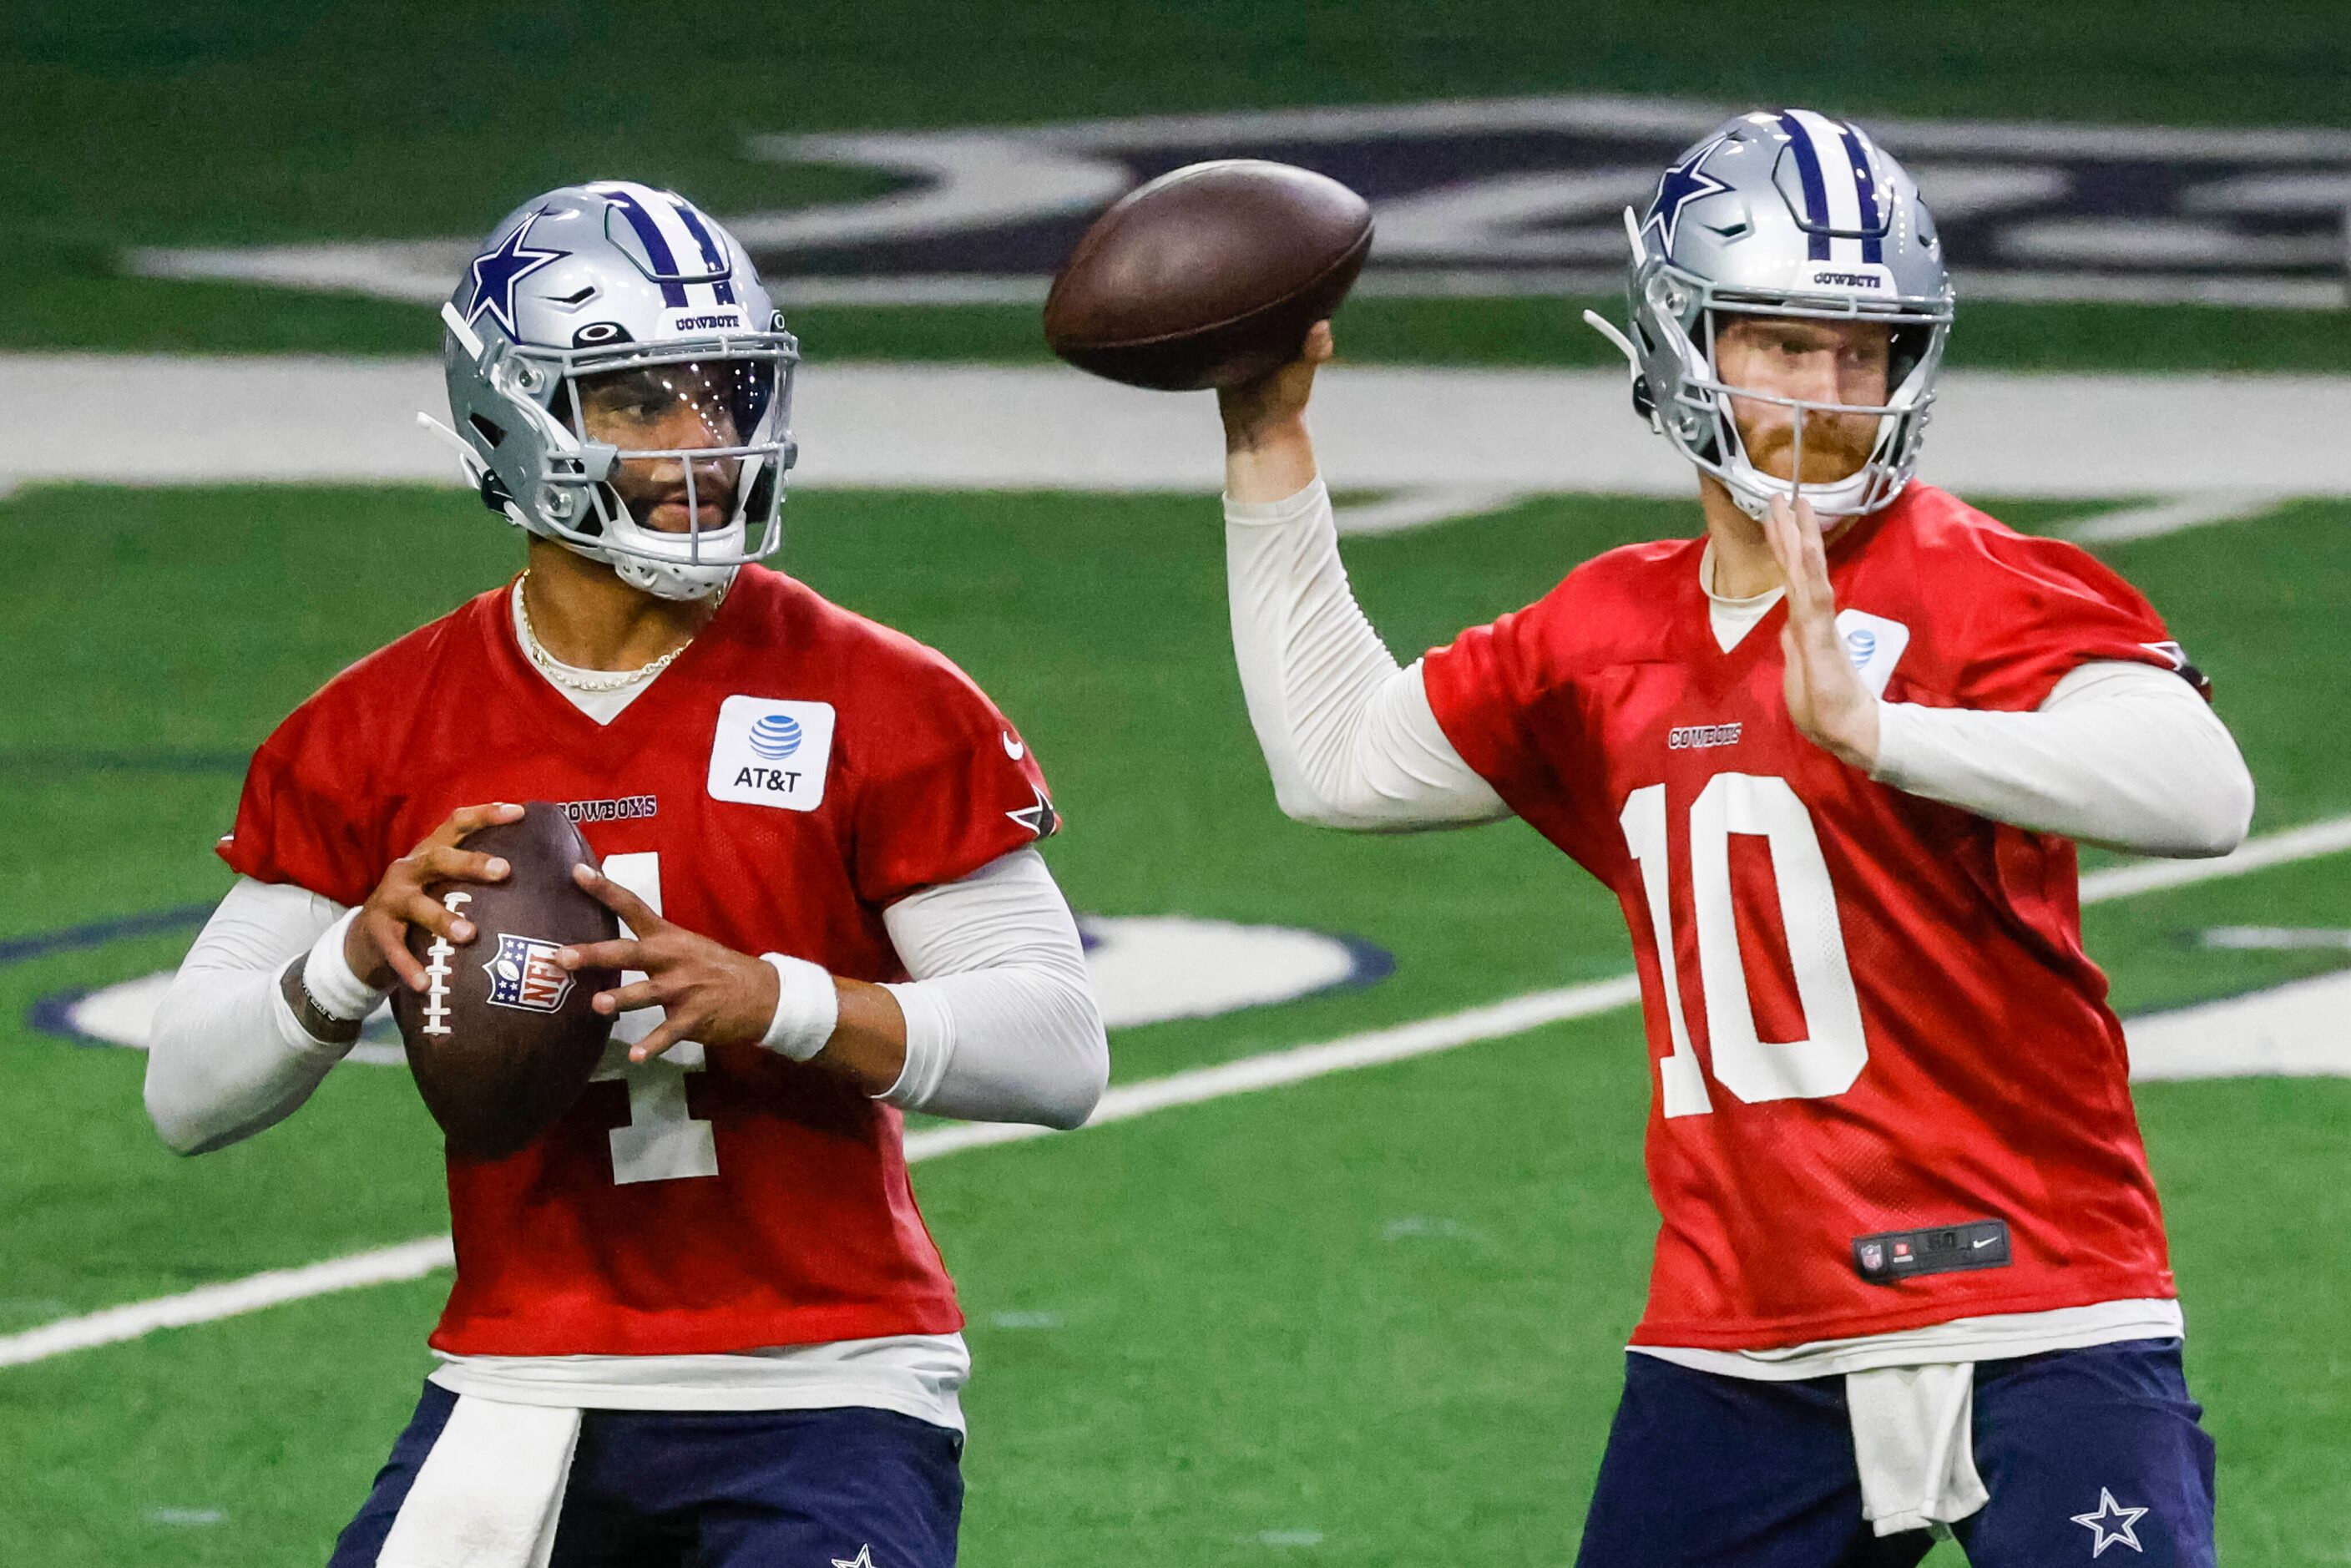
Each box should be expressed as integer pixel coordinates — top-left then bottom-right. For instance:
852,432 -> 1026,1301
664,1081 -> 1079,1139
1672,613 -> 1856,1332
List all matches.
1001,731 -> 1025,760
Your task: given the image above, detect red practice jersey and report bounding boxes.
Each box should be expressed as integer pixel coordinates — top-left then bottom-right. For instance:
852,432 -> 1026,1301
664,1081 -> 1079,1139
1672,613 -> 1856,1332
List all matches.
1423,483 -> 2197,1350
219,567 -> 1059,1356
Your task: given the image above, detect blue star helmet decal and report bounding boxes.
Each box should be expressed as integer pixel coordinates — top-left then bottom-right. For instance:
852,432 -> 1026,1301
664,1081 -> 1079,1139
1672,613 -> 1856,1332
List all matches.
1642,134 -> 1733,255
465,210 -> 569,339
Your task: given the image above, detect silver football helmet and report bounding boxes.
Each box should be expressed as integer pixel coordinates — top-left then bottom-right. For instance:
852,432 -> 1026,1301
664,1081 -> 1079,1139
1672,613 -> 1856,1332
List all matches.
425,181 -> 800,600
1586,110 -> 1953,520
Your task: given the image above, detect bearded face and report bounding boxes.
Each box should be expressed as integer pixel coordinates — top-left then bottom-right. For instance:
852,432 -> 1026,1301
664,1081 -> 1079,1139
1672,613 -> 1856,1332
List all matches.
1712,316 -> 1893,485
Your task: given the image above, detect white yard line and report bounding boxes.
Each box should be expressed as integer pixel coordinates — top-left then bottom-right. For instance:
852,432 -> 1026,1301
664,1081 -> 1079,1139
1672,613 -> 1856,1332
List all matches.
6,814 -> 2347,1370
8,357 -> 2351,503
0,1238 -> 454,1369
1332,487 -> 1529,536
2062,490 -> 2290,544
2075,815 -> 2351,902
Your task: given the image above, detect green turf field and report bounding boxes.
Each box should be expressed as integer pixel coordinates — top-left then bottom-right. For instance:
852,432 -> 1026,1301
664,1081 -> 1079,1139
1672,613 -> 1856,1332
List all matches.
10,0 -> 2351,1559
3,481 -> 2348,1563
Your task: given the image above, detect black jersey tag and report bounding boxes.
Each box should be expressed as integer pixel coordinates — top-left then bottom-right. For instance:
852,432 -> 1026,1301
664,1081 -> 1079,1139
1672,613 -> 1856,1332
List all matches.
1853,1219 -> 2010,1283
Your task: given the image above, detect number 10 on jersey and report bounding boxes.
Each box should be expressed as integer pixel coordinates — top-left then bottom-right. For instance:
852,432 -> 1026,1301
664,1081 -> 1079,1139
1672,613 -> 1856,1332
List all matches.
1620,774 -> 1869,1117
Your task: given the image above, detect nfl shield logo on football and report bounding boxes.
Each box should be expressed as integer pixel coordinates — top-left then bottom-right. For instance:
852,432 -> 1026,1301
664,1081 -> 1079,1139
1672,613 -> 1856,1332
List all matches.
1860,1242 -> 1884,1271
483,933 -> 574,1014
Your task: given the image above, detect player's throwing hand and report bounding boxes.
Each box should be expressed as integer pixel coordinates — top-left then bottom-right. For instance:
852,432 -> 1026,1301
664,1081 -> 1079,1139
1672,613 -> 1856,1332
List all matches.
556,864 -> 786,1062
343,802 -> 523,991
1762,491 -> 1881,770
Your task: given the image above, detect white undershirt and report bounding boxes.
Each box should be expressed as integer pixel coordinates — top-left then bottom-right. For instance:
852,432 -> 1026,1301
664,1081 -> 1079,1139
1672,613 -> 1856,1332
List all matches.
1222,477 -> 2252,1379
146,619 -> 1108,1429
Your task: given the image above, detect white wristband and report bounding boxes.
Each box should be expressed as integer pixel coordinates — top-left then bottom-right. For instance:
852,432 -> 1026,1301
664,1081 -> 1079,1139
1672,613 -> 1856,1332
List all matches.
303,908 -> 384,1022
758,953 -> 840,1062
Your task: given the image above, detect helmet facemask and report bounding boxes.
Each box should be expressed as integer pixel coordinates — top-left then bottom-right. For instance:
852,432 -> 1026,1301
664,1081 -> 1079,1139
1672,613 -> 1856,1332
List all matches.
557,351 -> 794,600
433,299 -> 800,603
1641,262 -> 1949,522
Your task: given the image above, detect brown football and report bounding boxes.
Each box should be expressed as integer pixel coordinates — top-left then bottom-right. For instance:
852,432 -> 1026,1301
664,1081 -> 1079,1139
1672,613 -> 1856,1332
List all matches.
1043,159 -> 1373,391
388,802 -> 619,1161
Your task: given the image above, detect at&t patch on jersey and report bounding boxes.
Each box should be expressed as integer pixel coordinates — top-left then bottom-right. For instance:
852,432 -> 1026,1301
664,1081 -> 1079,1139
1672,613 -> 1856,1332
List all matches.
483,933 -> 574,1013
1833,609 -> 1912,697
708,696 -> 837,812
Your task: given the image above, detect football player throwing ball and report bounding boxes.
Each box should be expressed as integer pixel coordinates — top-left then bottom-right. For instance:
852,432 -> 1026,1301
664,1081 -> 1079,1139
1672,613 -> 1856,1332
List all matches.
148,181 -> 1107,1567
1213,112 -> 2250,1566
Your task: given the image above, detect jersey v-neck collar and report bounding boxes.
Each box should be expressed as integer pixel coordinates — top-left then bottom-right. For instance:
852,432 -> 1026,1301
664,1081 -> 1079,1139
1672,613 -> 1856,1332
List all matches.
1698,539 -> 1787,655
491,574 -> 740,738
507,584 -> 663,726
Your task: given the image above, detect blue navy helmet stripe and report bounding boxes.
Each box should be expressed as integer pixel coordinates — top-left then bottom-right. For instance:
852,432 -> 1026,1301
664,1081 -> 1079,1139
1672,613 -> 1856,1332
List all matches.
667,199 -> 739,307
1772,111 -> 1834,261
1782,109 -> 1888,266
1835,121 -> 1887,264
599,185 -> 692,307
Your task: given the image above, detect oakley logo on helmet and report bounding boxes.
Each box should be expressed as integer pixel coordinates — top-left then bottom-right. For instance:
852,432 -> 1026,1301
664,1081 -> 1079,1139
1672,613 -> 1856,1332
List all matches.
571,321 -> 631,347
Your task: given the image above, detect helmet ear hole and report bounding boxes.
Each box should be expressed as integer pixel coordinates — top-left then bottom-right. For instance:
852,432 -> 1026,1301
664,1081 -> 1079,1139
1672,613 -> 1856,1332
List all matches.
1888,324 -> 1934,389
576,485 -> 618,539
468,412 -> 508,448
743,463 -> 779,522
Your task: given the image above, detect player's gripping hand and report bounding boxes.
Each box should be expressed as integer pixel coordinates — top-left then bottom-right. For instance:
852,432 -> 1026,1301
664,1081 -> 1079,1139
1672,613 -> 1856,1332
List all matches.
1218,320 -> 1334,504
1762,492 -> 1881,770
555,865 -> 785,1063
344,802 -> 523,992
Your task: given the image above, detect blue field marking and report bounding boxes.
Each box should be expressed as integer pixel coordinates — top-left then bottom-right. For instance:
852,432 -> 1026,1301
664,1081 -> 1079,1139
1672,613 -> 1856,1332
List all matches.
0,905 -> 215,969
0,750 -> 251,776
25,989 -> 99,1044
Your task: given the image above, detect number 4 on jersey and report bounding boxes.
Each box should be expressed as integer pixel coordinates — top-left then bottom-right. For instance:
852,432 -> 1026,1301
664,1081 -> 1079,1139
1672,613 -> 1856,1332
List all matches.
593,851 -> 720,1183
1620,774 -> 1869,1117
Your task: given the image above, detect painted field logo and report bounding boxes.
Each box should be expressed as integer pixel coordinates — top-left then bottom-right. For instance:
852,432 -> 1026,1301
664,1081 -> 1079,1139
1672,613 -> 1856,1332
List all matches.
483,933 -> 574,1013
134,95 -> 2351,312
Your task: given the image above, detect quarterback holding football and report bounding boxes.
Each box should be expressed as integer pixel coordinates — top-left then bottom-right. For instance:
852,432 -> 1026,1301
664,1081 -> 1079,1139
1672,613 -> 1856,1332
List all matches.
147,182 -> 1108,1565
1212,113 -> 2252,1565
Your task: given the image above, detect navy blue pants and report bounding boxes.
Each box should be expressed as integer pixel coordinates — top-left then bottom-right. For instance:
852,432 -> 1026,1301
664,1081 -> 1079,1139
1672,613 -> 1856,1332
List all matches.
327,1383 -> 962,1567
1575,1338 -> 2216,1566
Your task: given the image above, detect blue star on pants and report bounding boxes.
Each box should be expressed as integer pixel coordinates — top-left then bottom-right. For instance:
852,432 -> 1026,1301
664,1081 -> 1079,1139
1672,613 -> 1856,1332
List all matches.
465,211 -> 568,338
1642,135 -> 1732,255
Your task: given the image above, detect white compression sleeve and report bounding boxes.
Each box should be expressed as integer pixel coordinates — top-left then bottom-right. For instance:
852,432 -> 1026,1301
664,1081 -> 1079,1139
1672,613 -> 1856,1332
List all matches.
145,878 -> 364,1155
1225,478 -> 1510,831
877,847 -> 1108,1130
1873,660 -> 2254,857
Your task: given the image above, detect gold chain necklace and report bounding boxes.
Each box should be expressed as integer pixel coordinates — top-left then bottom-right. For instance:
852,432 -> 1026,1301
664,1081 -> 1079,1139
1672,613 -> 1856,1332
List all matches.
514,571 -> 726,694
